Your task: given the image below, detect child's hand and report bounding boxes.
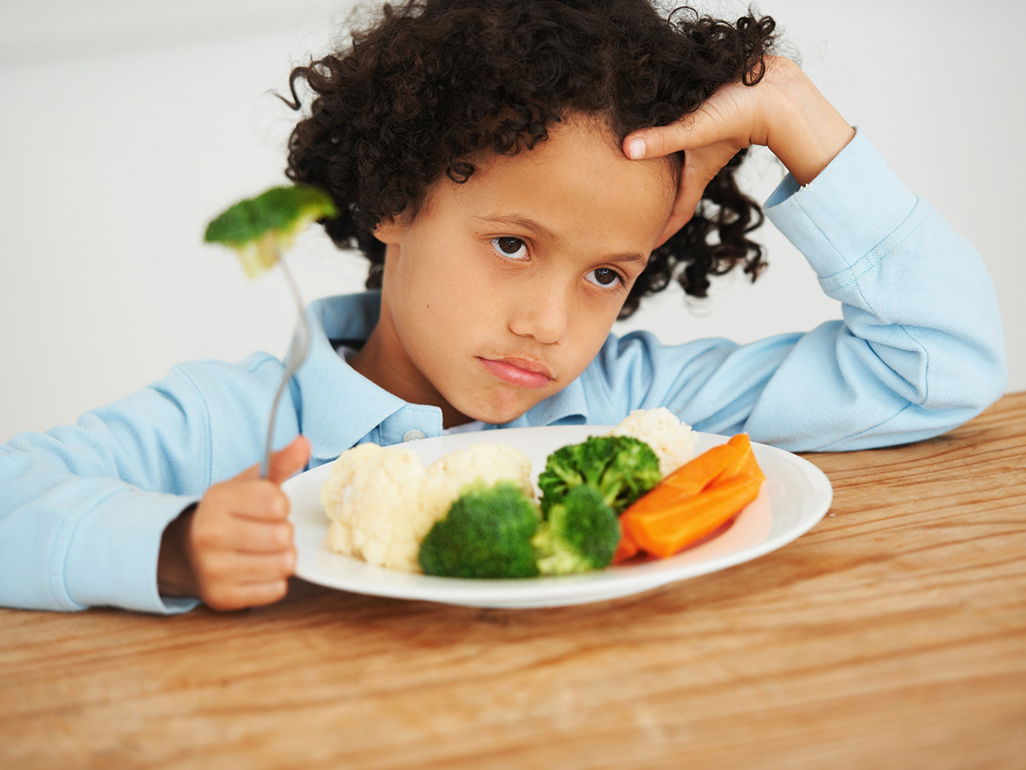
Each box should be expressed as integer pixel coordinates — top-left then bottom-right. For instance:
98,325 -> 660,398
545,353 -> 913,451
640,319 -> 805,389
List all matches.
158,435 -> 311,611
623,55 -> 856,246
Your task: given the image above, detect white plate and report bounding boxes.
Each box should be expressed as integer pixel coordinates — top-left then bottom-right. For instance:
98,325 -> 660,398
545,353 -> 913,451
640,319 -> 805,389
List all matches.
285,426 -> 832,609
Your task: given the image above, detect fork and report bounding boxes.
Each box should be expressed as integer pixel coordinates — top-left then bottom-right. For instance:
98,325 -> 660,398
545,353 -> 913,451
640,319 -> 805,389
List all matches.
260,252 -> 311,478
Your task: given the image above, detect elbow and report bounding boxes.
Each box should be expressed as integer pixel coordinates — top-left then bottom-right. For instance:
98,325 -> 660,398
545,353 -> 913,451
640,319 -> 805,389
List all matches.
948,269 -> 1011,414
961,322 -> 1009,411
924,335 -> 1008,424
968,343 -> 1009,411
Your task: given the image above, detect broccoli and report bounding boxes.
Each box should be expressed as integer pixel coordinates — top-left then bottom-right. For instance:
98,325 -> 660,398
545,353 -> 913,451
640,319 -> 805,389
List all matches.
537,435 -> 662,516
417,437 -> 661,580
418,481 -> 541,579
532,485 -> 620,575
203,185 -> 337,278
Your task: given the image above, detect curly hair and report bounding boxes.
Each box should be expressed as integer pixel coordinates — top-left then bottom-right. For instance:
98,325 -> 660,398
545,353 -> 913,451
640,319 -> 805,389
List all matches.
284,0 -> 775,318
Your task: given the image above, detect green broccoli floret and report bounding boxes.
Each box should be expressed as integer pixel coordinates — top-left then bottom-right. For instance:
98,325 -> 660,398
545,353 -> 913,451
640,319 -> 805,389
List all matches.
532,484 -> 620,575
538,435 -> 661,516
204,185 -> 337,278
418,482 -> 541,579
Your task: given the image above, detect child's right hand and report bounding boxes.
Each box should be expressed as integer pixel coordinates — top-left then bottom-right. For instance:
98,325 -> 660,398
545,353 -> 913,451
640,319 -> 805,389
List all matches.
158,435 -> 311,611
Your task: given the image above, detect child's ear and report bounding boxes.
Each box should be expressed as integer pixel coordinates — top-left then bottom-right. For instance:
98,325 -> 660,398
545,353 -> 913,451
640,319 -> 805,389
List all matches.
372,216 -> 405,245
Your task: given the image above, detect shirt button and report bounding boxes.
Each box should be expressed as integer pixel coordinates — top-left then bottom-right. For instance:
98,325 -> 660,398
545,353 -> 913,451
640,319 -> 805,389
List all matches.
403,429 -> 427,442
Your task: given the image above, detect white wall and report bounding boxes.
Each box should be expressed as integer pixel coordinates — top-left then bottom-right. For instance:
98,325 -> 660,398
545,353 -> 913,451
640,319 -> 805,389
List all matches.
2,0 -> 1023,442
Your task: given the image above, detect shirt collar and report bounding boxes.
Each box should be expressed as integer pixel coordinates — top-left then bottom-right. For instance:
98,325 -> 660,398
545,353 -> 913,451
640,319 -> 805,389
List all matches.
294,292 -> 440,466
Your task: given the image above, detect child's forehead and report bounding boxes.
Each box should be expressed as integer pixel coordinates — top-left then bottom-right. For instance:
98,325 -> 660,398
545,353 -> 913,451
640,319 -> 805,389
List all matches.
483,115 -> 675,182
437,116 -> 672,195
421,116 -> 677,250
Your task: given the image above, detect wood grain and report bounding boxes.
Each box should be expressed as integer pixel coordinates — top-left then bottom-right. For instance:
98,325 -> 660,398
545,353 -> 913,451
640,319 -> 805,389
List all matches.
2,394 -> 1024,769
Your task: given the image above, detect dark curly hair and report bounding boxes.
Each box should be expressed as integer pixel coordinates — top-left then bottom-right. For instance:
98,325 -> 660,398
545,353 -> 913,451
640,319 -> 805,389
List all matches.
284,0 -> 775,318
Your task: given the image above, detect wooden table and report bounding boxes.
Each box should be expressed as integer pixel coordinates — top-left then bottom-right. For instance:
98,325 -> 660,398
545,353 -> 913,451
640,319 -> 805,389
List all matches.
2,394 -> 1024,769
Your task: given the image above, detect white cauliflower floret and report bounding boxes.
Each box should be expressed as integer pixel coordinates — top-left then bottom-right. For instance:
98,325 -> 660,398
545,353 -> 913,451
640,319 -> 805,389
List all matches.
320,443 -> 428,571
425,443 -> 534,501
320,441 -> 534,573
609,407 -> 697,476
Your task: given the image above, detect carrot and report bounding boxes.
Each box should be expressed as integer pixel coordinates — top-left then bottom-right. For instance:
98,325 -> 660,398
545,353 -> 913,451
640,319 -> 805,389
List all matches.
611,520 -> 640,564
618,433 -> 765,559
665,435 -> 750,494
623,472 -> 764,558
709,434 -> 758,486
624,433 -> 754,520
736,441 -> 766,484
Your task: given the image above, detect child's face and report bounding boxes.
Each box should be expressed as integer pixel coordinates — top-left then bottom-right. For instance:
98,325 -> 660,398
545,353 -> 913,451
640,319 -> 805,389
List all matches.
363,116 -> 677,426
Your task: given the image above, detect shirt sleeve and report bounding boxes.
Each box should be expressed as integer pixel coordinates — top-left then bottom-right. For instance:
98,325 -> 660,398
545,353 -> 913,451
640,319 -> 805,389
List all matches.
0,353 -> 297,613
590,131 -> 1008,450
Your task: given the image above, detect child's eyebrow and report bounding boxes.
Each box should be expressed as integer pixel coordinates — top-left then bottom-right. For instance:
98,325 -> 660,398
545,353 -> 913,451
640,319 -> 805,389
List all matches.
472,214 -> 650,267
472,214 -> 562,242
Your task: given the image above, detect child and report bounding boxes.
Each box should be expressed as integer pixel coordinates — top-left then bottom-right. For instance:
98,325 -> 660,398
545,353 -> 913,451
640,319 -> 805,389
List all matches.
0,0 -> 1007,614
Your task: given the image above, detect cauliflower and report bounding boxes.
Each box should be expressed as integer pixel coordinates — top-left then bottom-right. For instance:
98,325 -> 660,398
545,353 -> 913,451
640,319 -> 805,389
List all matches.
608,407 -> 698,476
320,442 -> 534,573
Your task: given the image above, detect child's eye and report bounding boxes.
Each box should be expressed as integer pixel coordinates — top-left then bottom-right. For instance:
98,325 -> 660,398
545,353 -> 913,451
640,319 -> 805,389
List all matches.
491,237 -> 529,261
585,267 -> 624,289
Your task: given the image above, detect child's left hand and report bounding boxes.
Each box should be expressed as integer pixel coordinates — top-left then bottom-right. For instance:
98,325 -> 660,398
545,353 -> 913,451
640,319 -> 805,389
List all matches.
623,55 -> 856,246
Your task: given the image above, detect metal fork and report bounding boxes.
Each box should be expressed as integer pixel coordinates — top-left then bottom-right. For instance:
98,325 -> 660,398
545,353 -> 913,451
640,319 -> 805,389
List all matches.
260,252 -> 311,478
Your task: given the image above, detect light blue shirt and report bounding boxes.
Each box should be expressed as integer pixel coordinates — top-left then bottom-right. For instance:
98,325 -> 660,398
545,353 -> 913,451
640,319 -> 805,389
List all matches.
0,133 -> 1007,613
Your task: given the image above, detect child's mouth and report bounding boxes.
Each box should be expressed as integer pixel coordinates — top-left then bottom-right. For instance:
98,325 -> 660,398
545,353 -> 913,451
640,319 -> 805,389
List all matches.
478,357 -> 554,389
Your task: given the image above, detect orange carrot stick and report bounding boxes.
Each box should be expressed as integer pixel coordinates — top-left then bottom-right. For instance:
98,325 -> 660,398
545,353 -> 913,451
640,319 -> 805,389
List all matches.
736,442 -> 766,484
708,434 -> 757,487
611,520 -> 640,564
615,433 -> 765,561
623,472 -> 764,558
664,436 -> 749,494
623,433 -> 754,520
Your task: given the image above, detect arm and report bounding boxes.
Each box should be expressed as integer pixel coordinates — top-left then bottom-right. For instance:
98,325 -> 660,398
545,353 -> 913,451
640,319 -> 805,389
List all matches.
0,354 -> 304,612
614,57 -> 1007,449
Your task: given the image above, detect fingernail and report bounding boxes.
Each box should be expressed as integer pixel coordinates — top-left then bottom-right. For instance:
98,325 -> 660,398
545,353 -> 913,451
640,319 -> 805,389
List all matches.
628,137 -> 646,160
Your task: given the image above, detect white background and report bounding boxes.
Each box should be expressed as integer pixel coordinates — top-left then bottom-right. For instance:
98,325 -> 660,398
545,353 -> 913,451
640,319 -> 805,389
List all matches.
1,0 -> 1023,442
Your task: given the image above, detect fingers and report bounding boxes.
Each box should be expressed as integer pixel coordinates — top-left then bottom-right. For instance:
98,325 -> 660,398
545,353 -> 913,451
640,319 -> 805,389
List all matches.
624,82 -> 757,243
185,435 -> 310,611
187,509 -> 296,611
191,505 -> 294,552
624,69 -> 768,161
237,434 -> 311,483
198,549 -> 296,584
651,139 -> 749,247
193,517 -> 294,611
187,471 -> 300,611
625,112 -> 712,161
200,477 -> 290,522
624,88 -> 743,161
267,434 -> 311,485
655,192 -> 700,249
202,579 -> 291,612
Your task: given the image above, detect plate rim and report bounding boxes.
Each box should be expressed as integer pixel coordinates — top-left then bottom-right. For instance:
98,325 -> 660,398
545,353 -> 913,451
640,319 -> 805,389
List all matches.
286,426 -> 833,608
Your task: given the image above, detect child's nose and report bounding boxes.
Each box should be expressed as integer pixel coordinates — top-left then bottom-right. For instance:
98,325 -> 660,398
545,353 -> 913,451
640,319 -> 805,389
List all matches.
508,283 -> 571,345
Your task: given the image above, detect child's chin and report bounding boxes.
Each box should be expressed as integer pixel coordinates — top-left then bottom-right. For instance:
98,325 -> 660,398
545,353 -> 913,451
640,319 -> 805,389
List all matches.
460,397 -> 537,427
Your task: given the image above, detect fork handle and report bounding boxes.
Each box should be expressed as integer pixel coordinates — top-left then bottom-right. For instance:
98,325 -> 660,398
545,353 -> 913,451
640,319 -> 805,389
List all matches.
260,255 -> 306,479
260,368 -> 295,479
